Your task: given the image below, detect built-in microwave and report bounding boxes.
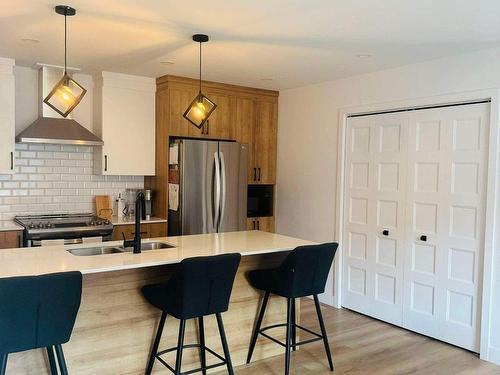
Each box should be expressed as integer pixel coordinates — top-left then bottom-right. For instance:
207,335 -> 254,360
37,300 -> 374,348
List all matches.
247,185 -> 273,218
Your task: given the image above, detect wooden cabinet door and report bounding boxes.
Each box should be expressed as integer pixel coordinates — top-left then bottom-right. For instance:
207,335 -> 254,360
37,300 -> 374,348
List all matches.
112,224 -> 150,241
149,222 -> 167,238
203,91 -> 232,139
246,217 -> 275,233
235,97 -> 256,183
169,86 -> 196,137
0,231 -> 22,249
253,100 -> 277,184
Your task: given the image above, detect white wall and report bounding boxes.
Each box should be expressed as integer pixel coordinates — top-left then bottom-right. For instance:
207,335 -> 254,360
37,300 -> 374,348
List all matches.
276,46 -> 500,364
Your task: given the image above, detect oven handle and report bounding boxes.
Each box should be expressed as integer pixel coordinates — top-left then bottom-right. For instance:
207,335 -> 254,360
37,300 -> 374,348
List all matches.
31,238 -> 84,247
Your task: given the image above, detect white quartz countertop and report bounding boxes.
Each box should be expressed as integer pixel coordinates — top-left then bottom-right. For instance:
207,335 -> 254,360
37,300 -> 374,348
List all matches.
111,216 -> 167,225
0,231 -> 315,278
0,221 -> 23,232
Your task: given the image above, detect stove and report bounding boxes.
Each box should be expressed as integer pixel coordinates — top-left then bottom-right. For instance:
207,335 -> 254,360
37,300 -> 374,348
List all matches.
15,213 -> 114,247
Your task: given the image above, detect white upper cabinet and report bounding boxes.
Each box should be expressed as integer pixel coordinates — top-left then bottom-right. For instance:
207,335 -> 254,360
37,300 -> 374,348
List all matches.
0,58 -> 15,174
93,71 -> 156,175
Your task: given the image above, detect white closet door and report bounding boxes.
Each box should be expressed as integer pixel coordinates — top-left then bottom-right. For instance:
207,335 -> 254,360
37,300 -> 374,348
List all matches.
403,103 -> 489,351
343,113 -> 407,325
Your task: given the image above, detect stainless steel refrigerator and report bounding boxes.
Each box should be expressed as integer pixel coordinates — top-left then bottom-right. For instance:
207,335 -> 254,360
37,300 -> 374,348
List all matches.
168,139 -> 247,235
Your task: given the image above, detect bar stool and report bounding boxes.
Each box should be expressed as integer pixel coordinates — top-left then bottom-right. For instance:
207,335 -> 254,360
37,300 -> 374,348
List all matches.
0,271 -> 82,375
142,253 -> 241,375
246,243 -> 338,375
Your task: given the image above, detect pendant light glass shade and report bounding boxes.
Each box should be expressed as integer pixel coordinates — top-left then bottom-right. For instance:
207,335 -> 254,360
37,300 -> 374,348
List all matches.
183,34 -> 216,129
44,73 -> 87,118
183,92 -> 217,129
44,5 -> 86,118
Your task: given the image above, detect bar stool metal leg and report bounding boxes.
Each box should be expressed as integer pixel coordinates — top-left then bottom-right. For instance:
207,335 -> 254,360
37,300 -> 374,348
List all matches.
145,312 -> 167,375
314,294 -> 334,371
0,353 -> 7,375
285,298 -> 293,375
216,313 -> 234,375
291,298 -> 297,351
55,344 -> 68,375
46,346 -> 58,375
198,317 -> 207,375
174,319 -> 186,375
246,291 -> 270,364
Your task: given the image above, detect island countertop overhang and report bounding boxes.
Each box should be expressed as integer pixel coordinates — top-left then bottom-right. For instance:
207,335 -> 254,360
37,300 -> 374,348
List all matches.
0,230 -> 316,278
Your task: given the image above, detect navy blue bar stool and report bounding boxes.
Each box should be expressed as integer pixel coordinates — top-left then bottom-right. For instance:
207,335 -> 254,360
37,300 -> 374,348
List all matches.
0,271 -> 82,375
142,253 -> 241,375
246,243 -> 338,375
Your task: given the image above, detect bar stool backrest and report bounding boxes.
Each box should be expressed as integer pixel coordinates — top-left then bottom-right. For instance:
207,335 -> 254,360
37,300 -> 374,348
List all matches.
0,271 -> 82,354
277,243 -> 338,298
166,253 -> 241,319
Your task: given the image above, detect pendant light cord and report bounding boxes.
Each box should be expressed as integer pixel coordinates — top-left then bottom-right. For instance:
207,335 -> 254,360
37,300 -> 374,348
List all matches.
64,11 -> 67,75
199,41 -> 202,95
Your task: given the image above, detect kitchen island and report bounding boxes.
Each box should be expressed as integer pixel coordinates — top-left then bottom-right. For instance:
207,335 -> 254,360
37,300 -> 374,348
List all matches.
0,230 -> 315,374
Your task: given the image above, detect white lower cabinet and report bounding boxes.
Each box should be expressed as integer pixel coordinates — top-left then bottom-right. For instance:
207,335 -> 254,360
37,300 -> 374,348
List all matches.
342,102 -> 489,352
93,72 -> 156,176
0,58 -> 15,174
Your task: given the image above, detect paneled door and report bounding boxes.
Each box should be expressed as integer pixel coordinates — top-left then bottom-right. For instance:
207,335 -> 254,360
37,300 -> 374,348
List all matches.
342,102 -> 489,352
342,112 -> 408,326
403,103 -> 489,351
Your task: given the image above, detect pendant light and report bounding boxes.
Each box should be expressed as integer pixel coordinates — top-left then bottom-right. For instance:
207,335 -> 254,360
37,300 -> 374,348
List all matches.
183,34 -> 217,129
43,5 -> 87,118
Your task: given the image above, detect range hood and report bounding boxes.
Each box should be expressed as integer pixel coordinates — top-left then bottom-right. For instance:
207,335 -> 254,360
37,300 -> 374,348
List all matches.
16,66 -> 103,146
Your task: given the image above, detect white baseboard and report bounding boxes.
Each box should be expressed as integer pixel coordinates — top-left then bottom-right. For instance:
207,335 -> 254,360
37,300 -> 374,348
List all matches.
487,346 -> 500,365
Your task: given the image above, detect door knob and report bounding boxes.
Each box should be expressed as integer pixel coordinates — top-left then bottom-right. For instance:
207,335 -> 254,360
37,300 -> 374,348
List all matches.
382,229 -> 389,236
420,235 -> 427,242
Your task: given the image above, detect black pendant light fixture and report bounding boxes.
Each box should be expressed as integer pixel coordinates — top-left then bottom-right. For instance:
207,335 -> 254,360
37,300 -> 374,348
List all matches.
43,5 -> 87,118
183,34 -> 217,129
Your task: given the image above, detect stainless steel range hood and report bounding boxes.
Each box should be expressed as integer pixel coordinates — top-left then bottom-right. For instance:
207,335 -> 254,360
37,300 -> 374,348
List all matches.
16,65 -> 103,146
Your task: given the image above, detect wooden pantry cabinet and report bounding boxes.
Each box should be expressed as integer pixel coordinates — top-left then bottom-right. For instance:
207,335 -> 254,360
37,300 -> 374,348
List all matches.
146,76 -> 279,226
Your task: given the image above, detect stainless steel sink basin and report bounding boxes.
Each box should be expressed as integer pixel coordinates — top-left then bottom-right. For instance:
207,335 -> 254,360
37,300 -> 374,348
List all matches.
67,247 -> 124,256
67,242 -> 176,256
123,242 -> 176,251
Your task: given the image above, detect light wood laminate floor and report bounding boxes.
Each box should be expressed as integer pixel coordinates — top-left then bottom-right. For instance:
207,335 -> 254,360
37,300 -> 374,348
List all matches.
225,298 -> 500,375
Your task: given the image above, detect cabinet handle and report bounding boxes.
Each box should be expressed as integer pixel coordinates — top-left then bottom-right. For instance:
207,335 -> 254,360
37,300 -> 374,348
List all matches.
10,151 -> 13,170
382,229 -> 389,236
258,167 -> 261,181
253,168 -> 257,181
420,235 -> 427,242
206,120 -> 209,135
104,155 -> 108,172
257,220 -> 260,230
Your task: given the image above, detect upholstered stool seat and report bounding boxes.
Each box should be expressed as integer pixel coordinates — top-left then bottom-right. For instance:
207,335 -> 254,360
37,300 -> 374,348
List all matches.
142,253 -> 241,375
0,271 -> 82,375
246,243 -> 338,375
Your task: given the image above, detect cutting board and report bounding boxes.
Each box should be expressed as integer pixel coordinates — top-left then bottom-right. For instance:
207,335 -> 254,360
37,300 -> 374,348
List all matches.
95,195 -> 113,220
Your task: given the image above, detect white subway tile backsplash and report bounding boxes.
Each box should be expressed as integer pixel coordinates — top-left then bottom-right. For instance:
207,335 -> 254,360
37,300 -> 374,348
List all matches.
0,144 -> 144,220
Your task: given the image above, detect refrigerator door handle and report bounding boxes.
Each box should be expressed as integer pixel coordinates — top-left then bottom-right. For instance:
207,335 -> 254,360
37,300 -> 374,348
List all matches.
213,151 -> 221,231
219,151 -> 227,230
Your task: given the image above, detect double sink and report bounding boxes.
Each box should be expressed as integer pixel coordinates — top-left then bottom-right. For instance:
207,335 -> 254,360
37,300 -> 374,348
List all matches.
67,241 -> 175,256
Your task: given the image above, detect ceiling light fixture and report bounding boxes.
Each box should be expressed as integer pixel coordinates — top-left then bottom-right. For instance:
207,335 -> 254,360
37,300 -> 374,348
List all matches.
183,34 -> 216,129
43,5 -> 86,118
356,54 -> 373,59
160,60 -> 175,65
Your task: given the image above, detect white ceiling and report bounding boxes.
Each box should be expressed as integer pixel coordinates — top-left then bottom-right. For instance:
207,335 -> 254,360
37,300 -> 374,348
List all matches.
1,0 -> 500,90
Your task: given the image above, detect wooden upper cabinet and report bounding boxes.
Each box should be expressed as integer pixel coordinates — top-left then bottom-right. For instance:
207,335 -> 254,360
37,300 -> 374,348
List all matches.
235,97 -> 256,182
169,85 -> 197,137
202,91 -> 232,139
252,100 -> 278,184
